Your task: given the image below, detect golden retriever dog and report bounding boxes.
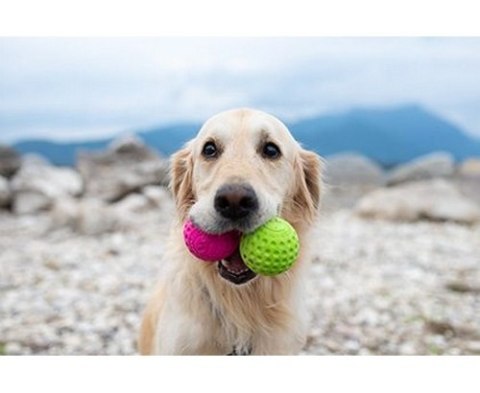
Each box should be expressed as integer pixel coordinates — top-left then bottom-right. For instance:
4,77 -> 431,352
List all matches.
138,108 -> 322,355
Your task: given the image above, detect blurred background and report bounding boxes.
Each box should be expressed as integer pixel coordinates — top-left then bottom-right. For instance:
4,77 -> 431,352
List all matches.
1,37 -> 479,355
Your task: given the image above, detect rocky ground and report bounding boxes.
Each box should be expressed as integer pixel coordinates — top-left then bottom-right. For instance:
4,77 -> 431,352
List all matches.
1,191 -> 479,355
303,210 -> 480,355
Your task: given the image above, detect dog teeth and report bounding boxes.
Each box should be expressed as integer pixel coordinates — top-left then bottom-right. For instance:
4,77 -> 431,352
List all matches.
220,260 -> 249,274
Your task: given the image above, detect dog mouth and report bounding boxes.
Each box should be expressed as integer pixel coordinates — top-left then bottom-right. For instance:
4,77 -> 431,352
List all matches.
218,249 -> 257,285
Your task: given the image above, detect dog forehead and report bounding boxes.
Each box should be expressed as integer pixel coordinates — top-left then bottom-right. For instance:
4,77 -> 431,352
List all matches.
196,108 -> 296,145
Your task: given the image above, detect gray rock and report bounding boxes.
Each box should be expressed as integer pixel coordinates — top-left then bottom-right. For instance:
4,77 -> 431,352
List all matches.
355,179 -> 480,224
11,159 -> 83,214
325,153 -> 385,186
0,145 -> 22,178
112,193 -> 151,214
21,153 -> 50,167
77,134 -> 170,202
387,152 -> 454,185
112,186 -> 173,215
50,196 -> 80,229
0,175 -> 11,208
452,158 -> 480,207
13,192 -> 52,214
321,153 -> 385,212
465,341 -> 480,354
142,185 -> 171,208
458,158 -> 480,178
51,197 -> 132,235
74,199 -> 129,235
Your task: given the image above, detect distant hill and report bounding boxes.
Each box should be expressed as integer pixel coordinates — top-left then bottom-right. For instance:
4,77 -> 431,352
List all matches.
291,105 -> 480,166
12,105 -> 480,167
13,124 -> 202,166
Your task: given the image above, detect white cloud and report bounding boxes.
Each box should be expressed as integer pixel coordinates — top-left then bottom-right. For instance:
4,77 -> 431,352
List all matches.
0,37 -> 480,142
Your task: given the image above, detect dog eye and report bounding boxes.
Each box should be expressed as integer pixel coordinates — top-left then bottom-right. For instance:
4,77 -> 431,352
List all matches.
262,142 -> 281,159
201,141 -> 218,158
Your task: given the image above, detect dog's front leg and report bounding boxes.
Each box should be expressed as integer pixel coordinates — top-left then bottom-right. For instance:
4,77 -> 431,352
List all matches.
153,298 -> 228,355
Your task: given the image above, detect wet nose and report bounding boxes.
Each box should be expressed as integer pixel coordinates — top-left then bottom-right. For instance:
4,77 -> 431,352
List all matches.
214,183 -> 259,220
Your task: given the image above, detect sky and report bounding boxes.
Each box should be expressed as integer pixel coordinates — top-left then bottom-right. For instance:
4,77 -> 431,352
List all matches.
1,37 -> 480,143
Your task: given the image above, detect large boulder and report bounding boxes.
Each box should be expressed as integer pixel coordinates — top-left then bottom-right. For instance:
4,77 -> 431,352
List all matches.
142,185 -> 172,208
458,158 -> 480,179
51,197 -> 132,235
11,157 -> 83,214
454,157 -> 480,207
21,153 -> 50,167
0,145 -> 22,178
77,134 -> 170,202
355,179 -> 480,224
322,153 -> 385,211
112,186 -> 173,215
387,152 -> 454,186
51,187 -> 173,235
325,153 -> 385,186
0,175 -> 11,208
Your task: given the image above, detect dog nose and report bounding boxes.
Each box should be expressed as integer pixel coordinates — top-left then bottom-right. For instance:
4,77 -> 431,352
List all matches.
214,184 -> 259,220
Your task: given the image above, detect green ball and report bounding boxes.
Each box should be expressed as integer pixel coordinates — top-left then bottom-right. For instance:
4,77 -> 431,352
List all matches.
240,217 -> 299,276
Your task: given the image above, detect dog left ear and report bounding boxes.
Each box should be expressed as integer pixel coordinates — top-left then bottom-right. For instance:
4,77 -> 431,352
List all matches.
170,144 -> 195,221
289,149 -> 322,225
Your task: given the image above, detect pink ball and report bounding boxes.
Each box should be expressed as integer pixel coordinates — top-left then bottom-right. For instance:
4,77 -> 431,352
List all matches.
183,220 -> 240,262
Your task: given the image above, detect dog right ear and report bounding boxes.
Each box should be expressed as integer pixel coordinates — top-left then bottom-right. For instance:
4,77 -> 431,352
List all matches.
170,144 -> 195,221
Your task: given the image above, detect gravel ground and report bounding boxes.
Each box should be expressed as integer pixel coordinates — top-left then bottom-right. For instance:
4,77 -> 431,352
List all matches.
1,197 -> 479,355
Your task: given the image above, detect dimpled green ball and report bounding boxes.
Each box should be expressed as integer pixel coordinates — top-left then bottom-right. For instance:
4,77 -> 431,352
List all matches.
240,217 -> 299,276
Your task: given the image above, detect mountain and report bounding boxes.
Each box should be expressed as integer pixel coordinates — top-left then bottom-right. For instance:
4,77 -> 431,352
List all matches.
13,139 -> 111,166
13,124 -> 202,166
290,105 -> 480,166
12,105 -> 480,167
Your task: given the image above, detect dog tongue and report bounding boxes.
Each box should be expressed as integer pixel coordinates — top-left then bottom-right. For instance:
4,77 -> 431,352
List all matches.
223,249 -> 249,273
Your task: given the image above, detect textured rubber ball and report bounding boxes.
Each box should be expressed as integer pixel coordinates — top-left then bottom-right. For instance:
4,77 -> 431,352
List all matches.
183,219 -> 240,262
239,217 -> 299,276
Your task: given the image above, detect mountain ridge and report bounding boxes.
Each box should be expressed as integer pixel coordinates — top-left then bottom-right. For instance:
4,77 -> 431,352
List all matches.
11,105 -> 480,167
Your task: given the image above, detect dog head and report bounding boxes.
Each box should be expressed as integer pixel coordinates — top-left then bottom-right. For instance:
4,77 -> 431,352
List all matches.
170,108 -> 322,285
